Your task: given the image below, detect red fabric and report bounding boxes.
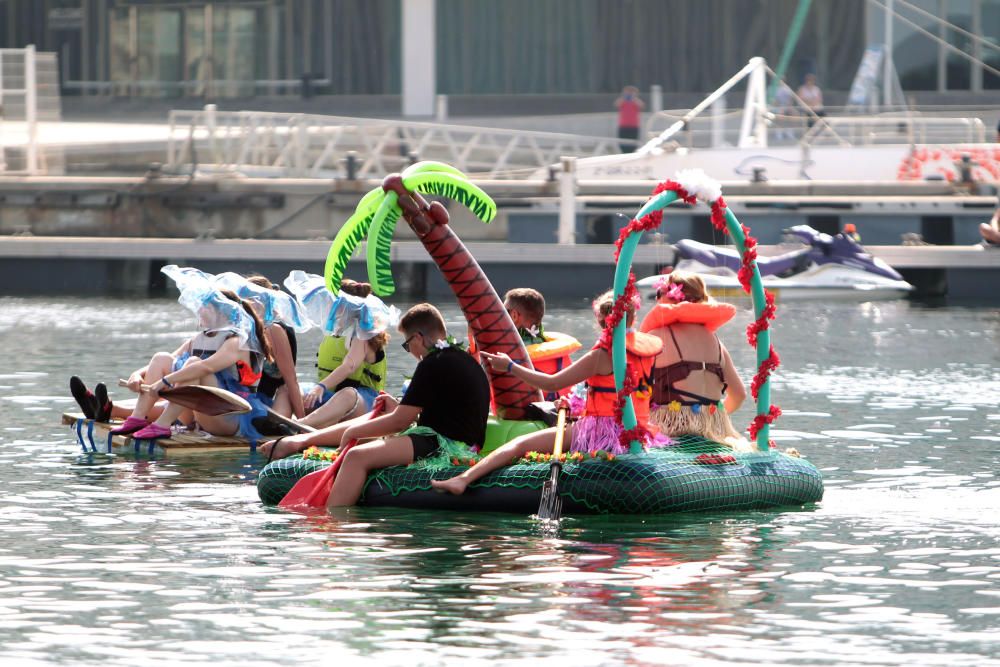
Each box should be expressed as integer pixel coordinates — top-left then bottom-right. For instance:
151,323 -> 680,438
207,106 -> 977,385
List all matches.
618,100 -> 641,128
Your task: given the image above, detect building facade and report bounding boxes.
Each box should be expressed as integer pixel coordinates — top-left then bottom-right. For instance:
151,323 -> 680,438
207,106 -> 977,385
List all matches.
0,0 -> 995,100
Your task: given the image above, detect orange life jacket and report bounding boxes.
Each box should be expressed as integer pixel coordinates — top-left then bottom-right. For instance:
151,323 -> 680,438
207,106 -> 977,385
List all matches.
585,331 -> 662,423
639,301 -> 737,334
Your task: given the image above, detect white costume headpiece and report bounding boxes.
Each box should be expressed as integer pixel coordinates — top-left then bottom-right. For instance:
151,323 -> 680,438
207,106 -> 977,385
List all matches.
283,270 -> 399,342
160,265 -> 262,353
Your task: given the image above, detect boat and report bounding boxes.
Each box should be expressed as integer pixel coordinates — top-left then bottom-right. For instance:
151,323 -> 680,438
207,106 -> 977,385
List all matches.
258,164 -> 824,515
257,434 -> 823,513
637,225 -> 914,301
554,57 -> 997,185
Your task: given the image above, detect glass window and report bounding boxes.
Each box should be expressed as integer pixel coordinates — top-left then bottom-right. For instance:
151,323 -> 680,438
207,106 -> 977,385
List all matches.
108,7 -> 133,94
945,0 -> 973,89
136,7 -> 183,97
212,6 -> 261,97
984,0 -> 1000,89
892,0 -> 941,90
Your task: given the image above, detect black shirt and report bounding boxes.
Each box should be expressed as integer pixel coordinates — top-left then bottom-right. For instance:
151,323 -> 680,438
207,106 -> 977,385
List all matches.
400,346 -> 490,446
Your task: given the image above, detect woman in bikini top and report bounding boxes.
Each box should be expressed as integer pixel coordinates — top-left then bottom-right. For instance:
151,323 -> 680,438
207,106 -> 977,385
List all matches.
652,326 -> 728,407
642,272 -> 748,447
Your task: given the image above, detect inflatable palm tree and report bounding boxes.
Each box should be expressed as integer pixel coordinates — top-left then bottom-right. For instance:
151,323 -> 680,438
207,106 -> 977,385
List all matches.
325,161 -> 541,420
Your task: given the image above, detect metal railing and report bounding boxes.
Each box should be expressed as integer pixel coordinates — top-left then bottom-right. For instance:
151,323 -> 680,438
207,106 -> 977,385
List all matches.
800,113 -> 987,146
641,57 -> 992,152
165,107 -> 636,179
642,108 -> 989,149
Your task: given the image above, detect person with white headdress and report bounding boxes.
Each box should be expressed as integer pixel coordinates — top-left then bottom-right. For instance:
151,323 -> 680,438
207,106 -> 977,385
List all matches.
212,272 -> 311,428
258,271 -> 398,459
110,266 -> 274,441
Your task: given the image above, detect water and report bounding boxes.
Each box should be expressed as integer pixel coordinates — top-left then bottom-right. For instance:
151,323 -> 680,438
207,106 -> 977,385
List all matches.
1,296 -> 999,666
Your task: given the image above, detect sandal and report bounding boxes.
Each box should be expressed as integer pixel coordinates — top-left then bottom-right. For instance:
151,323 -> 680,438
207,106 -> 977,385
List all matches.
132,423 -> 172,440
109,416 -> 150,436
262,437 -> 286,464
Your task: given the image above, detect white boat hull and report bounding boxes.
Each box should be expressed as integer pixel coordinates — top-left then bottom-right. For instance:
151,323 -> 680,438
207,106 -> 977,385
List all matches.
638,261 -> 914,302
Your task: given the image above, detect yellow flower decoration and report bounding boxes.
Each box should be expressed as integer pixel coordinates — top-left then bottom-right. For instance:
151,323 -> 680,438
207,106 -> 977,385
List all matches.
667,401 -> 682,412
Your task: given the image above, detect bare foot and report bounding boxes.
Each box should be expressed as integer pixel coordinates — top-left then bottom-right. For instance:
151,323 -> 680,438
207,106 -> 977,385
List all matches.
430,477 -> 469,495
259,436 -> 307,463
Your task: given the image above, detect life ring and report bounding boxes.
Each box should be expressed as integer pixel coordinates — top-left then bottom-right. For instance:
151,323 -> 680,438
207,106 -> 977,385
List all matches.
525,331 -> 582,363
639,301 -> 737,334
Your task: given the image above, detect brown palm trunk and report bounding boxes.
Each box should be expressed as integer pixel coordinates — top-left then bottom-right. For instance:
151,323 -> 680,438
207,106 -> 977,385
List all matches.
388,181 -> 541,420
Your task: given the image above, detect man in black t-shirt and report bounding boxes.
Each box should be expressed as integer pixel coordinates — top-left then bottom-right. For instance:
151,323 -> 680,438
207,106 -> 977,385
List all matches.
303,303 -> 489,508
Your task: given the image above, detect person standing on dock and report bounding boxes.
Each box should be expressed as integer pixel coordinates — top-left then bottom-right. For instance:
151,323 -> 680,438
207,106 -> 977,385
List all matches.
797,73 -> 824,127
615,85 -> 645,153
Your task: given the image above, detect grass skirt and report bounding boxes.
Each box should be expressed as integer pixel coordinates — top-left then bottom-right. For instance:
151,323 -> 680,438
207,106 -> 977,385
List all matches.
571,415 -> 671,456
648,405 -> 749,450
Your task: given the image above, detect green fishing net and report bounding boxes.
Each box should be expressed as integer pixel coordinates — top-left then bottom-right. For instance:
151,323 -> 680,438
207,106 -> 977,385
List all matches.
257,434 -> 824,513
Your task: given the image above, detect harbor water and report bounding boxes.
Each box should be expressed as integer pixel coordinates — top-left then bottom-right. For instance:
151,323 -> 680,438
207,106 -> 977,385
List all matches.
0,296 -> 998,665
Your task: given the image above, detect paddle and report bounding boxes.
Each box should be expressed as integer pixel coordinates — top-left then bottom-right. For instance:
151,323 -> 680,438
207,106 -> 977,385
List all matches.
278,397 -> 386,511
118,379 -> 251,417
263,407 -> 316,434
537,406 -> 569,520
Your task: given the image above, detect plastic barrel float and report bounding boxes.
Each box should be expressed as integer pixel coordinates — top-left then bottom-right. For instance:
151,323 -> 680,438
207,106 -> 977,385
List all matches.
258,165 -> 824,514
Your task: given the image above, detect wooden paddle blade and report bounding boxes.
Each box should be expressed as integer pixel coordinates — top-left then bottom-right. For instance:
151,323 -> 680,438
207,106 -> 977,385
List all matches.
117,379 -> 252,416
264,408 -> 316,434
159,386 -> 251,417
536,407 -> 569,520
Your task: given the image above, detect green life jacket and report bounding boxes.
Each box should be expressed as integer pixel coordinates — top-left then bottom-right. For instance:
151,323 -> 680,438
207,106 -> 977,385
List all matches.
315,335 -> 386,392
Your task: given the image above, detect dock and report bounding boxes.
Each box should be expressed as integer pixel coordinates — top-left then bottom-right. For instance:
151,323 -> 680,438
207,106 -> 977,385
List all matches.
6,235 -> 1000,300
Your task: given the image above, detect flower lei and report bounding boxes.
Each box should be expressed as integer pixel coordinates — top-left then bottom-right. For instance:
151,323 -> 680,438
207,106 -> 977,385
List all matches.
426,334 -> 466,356
520,449 -> 616,464
517,323 -> 546,345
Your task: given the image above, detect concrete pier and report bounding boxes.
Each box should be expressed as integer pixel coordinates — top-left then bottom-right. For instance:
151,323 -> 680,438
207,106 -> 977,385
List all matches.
1,235 -> 998,300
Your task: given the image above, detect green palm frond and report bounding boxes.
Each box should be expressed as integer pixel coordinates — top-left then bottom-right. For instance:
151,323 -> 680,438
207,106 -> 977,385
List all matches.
365,191 -> 401,297
324,187 -> 385,294
402,161 -> 468,180
402,172 -> 497,223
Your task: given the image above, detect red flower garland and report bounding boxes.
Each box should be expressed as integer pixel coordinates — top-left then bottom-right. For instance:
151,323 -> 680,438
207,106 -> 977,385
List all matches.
749,405 -> 782,441
746,291 -> 777,346
602,179 -> 696,449
608,178 -> 784,447
750,344 -> 781,399
710,197 -> 728,232
710,194 -> 782,440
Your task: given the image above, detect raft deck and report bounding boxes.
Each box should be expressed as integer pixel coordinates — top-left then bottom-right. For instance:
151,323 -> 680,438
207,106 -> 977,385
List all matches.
62,412 -> 252,455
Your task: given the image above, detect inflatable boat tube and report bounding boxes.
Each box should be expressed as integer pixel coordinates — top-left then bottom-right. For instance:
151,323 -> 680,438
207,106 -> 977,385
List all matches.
257,435 -> 824,514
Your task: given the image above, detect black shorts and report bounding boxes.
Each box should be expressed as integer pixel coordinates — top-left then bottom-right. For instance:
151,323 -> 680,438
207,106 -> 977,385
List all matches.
409,434 -> 440,461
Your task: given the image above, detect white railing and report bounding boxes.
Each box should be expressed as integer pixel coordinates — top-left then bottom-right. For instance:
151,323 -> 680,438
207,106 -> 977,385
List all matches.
165,107 -> 636,179
641,57 -> 991,152
800,113 -> 987,146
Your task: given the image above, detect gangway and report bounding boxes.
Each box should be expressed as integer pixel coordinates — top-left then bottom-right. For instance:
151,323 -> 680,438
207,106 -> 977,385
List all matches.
165,107 -> 634,179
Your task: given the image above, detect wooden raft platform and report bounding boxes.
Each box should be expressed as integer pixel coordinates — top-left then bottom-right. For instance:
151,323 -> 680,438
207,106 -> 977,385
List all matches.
62,412 -> 253,455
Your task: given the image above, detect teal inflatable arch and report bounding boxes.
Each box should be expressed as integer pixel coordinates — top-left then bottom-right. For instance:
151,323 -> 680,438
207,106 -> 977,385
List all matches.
612,182 -> 776,453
